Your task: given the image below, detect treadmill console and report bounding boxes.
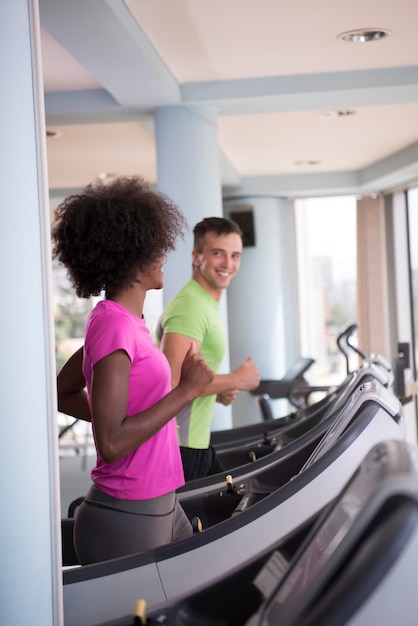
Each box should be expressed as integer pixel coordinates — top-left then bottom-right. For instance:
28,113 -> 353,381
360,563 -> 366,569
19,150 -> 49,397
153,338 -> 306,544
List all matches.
299,381 -> 401,472
248,440 -> 418,625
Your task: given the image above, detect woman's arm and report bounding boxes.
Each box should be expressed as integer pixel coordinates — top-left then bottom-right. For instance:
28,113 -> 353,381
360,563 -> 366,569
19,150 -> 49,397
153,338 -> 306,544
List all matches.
57,346 -> 91,422
91,342 -> 214,463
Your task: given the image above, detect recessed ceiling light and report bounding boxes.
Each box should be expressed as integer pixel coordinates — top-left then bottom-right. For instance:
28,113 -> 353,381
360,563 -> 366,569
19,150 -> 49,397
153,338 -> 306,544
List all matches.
46,129 -> 62,138
320,110 -> 356,118
338,28 -> 392,43
97,172 -> 116,180
294,160 -> 321,166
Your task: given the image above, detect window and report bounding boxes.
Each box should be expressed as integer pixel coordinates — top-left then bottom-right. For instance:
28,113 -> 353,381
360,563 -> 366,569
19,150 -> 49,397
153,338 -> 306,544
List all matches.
294,196 -> 357,385
52,259 -> 92,373
407,187 -> 418,375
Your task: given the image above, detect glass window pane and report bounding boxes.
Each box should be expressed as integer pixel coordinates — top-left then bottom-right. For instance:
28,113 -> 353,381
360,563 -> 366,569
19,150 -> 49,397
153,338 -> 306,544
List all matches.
52,258 -> 92,373
407,187 -> 418,373
295,196 -> 357,386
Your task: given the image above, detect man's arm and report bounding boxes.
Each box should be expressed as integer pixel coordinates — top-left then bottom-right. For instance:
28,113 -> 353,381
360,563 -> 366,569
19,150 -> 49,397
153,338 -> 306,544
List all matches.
57,346 -> 92,421
161,333 -> 260,396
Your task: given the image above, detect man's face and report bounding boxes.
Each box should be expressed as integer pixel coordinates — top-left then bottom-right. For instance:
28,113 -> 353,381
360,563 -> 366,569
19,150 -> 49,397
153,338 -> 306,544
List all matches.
192,231 -> 243,298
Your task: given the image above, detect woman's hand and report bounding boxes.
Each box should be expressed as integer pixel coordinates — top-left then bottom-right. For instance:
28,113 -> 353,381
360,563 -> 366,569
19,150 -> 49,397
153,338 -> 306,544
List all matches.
178,342 -> 215,397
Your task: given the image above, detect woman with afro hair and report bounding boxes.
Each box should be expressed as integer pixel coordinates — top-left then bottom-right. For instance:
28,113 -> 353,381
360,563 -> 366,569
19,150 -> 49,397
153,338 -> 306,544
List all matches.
52,176 -> 215,564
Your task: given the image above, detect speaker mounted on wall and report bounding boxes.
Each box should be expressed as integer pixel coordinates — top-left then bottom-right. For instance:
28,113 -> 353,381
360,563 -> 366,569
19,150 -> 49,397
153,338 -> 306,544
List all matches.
230,206 -> 256,247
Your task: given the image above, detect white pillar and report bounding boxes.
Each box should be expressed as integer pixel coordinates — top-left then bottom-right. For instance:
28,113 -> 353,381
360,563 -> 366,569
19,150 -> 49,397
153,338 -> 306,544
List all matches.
155,105 -> 231,429
0,2 -> 62,624
224,196 -> 298,426
155,105 -> 222,299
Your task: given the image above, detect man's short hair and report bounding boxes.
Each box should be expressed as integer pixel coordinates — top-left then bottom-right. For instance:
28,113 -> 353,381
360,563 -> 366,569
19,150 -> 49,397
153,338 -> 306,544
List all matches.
193,217 -> 242,252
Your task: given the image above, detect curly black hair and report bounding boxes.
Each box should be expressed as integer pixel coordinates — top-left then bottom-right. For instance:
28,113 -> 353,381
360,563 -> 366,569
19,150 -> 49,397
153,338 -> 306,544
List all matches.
52,176 -> 187,298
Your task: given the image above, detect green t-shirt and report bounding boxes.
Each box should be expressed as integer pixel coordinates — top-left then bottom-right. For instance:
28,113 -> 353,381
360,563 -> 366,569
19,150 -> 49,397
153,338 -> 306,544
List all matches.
162,279 -> 226,448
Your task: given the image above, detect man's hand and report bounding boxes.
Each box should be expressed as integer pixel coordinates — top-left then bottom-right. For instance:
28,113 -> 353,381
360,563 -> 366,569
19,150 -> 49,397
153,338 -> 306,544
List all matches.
233,356 -> 260,391
216,389 -> 239,406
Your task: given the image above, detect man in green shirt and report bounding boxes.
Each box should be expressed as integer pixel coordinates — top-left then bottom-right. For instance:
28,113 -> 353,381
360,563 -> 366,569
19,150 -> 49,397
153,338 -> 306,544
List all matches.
160,217 -> 260,481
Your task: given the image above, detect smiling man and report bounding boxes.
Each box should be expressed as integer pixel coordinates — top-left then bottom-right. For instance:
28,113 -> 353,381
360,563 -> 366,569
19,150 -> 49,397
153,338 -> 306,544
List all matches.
160,217 -> 260,482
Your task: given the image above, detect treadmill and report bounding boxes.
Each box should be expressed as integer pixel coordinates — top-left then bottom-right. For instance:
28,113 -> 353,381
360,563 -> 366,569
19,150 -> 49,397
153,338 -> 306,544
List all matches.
62,381 -> 405,626
132,439 -> 418,626
62,356 -> 393,525
178,357 -> 396,501
210,322 -> 393,459
211,355 -> 394,470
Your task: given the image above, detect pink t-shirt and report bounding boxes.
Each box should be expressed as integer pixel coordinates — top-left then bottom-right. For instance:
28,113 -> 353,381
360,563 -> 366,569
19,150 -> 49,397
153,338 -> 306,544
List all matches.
82,300 -> 185,500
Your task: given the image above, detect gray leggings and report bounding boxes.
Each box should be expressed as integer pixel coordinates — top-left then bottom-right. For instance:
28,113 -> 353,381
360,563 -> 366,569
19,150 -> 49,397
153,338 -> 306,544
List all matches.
74,485 -> 192,565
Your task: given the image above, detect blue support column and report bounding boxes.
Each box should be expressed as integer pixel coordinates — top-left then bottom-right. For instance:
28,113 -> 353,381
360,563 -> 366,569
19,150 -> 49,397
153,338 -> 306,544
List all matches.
225,196 -> 299,426
155,105 -> 232,429
0,1 -> 62,624
155,105 -> 222,301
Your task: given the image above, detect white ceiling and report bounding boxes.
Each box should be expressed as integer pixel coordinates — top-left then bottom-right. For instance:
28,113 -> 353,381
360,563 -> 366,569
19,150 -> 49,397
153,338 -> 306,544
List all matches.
39,0 -> 418,198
